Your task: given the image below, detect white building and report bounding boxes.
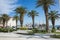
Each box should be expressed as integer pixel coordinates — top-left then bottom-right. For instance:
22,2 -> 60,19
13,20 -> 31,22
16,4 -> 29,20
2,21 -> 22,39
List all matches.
7,18 -> 16,27
0,18 -> 16,27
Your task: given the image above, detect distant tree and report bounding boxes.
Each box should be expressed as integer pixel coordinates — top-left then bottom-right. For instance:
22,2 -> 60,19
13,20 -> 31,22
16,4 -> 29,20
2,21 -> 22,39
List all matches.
13,15 -> 19,30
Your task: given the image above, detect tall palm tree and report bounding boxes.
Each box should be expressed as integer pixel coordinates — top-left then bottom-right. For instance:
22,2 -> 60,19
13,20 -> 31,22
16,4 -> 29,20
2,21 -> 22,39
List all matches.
28,10 -> 38,29
15,6 -> 27,27
2,14 -> 10,27
49,11 -> 59,31
36,0 -> 55,32
13,15 -> 19,30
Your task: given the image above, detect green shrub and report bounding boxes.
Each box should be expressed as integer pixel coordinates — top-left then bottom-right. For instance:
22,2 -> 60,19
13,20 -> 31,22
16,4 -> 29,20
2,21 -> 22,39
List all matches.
0,28 -> 8,32
39,30 -> 46,33
51,28 -> 56,33
0,28 -> 3,31
8,27 -> 14,32
0,27 -> 15,32
57,27 -> 60,30
50,34 -> 60,38
32,28 -> 46,33
17,28 -> 20,30
20,27 -> 28,30
32,28 -> 39,33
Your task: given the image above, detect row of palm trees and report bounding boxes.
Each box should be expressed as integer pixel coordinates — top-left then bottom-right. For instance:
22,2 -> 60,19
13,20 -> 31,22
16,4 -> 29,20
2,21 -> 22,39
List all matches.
15,0 -> 60,32
0,10 -> 59,31
14,7 -> 39,29
0,0 -> 59,32
0,9 -> 39,30
14,0 -> 56,32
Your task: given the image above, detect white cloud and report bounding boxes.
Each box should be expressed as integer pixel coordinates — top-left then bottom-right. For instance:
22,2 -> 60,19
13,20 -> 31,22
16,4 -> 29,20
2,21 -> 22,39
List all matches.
0,0 -> 19,14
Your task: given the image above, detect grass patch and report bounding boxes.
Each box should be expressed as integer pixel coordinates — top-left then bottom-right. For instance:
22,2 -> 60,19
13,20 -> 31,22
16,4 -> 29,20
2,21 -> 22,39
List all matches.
20,27 -> 28,30
50,32 -> 60,38
50,34 -> 60,38
53,32 -> 60,34
32,28 -> 47,34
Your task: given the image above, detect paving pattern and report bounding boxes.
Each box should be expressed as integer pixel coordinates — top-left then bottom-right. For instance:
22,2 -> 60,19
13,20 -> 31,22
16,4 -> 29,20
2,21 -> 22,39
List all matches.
0,30 -> 60,40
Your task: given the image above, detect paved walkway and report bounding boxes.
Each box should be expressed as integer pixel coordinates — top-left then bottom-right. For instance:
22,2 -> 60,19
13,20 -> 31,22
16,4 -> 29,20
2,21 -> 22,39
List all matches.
0,38 -> 60,40
0,30 -> 60,40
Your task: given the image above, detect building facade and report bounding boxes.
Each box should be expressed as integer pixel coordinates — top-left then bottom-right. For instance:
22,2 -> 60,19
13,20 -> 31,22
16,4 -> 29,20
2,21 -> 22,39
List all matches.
0,18 -> 16,27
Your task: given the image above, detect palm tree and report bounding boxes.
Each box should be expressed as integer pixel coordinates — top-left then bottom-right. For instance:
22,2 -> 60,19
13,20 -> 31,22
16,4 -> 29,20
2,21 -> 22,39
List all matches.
28,10 -> 38,29
49,11 -> 59,31
36,0 -> 55,32
5,15 -> 10,27
2,14 -> 10,27
15,6 -> 27,27
0,17 -> 3,27
13,15 -> 19,30
0,17 -> 3,23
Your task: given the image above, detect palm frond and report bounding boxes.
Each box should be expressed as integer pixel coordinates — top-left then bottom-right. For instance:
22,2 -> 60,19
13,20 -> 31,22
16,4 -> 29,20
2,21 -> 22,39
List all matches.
36,0 -> 55,8
15,6 -> 27,14
49,11 -> 59,20
28,10 -> 39,17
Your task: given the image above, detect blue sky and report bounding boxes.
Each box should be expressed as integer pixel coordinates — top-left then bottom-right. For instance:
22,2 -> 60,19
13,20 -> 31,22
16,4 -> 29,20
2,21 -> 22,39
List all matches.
0,0 -> 60,25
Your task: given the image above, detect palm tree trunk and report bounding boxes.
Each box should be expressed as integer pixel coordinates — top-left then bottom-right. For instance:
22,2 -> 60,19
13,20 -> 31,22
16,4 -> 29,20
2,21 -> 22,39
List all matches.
16,20 -> 17,30
6,21 -> 7,28
44,5 -> 49,32
52,19 -> 55,29
3,20 -> 5,28
20,15 -> 23,27
45,14 -> 49,32
32,16 -> 34,29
